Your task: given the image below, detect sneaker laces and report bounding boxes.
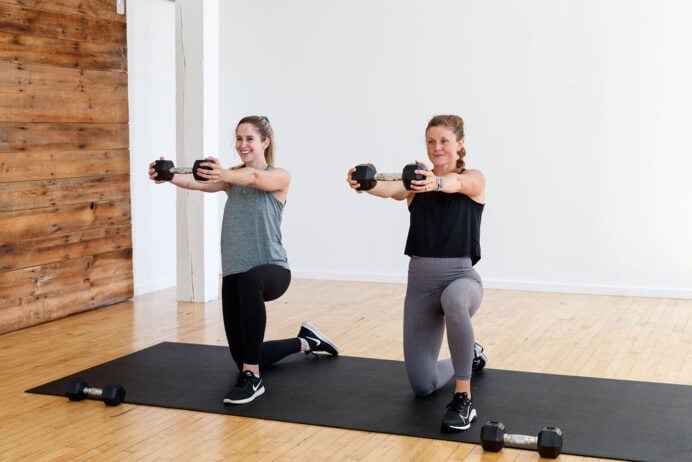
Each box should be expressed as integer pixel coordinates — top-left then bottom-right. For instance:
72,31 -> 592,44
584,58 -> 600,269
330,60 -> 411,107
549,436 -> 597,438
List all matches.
235,371 -> 253,388
446,392 -> 470,412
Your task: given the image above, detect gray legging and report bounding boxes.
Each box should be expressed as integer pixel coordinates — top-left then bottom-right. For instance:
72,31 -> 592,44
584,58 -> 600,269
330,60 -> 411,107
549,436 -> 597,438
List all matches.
403,256 -> 483,396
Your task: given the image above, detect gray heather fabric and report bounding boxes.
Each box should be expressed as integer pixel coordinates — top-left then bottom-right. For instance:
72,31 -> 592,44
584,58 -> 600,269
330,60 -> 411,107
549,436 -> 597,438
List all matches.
220,176 -> 289,276
403,256 -> 483,396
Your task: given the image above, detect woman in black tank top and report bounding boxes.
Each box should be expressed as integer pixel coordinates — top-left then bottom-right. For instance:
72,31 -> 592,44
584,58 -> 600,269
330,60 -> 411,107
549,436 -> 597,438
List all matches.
347,114 -> 487,433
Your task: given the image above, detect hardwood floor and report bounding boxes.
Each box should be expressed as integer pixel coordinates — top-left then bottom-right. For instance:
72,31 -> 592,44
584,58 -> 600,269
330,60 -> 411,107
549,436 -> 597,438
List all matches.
1,279 -> 690,461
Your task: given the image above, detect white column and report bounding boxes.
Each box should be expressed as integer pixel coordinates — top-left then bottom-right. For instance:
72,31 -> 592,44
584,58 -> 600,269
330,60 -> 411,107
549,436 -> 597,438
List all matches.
175,0 -> 220,302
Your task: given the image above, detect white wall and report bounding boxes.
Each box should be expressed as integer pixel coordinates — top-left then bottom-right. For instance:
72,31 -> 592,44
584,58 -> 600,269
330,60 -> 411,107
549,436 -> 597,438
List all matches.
129,0 -> 692,299
128,0 -> 177,294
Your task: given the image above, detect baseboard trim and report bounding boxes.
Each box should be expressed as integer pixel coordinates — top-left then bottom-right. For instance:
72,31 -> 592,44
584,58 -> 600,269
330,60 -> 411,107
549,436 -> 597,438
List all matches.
291,270 -> 692,299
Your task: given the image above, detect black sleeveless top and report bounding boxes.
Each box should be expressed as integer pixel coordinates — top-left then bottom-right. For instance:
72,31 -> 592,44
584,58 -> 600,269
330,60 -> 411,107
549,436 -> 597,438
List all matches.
404,191 -> 484,265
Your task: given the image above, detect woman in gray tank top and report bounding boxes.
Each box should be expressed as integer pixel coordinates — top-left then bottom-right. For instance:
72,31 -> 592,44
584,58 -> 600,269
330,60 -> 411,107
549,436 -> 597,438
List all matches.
346,114 -> 487,433
149,115 -> 339,405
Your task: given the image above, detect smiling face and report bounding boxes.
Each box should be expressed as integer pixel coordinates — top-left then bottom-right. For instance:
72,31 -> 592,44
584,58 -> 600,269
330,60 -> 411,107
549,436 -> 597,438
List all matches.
425,125 -> 464,170
235,122 -> 270,167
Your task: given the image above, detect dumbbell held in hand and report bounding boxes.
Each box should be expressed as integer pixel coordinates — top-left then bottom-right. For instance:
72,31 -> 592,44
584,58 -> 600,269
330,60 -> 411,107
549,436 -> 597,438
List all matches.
352,162 -> 427,191
153,159 -> 214,182
480,421 -> 563,458
65,379 -> 126,406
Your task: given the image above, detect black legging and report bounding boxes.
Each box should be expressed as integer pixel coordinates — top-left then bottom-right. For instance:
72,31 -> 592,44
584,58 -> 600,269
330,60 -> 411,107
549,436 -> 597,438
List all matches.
221,264 -> 300,370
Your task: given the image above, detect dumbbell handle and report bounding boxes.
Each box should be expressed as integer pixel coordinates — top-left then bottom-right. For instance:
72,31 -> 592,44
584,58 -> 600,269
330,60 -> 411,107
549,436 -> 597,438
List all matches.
168,167 -> 194,174
82,386 -> 106,398
373,166 -> 428,182
504,433 -> 538,447
373,172 -> 404,181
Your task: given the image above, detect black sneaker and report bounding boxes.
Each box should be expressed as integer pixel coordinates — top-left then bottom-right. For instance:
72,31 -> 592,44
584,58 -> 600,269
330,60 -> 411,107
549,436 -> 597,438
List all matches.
441,392 -> 477,432
298,322 -> 339,356
223,371 -> 265,405
472,342 -> 488,372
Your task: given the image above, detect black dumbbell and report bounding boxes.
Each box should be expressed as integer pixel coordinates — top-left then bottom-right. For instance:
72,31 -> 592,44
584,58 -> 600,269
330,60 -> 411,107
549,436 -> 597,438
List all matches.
65,379 -> 126,406
153,159 -> 213,181
480,421 -> 563,458
352,162 -> 427,191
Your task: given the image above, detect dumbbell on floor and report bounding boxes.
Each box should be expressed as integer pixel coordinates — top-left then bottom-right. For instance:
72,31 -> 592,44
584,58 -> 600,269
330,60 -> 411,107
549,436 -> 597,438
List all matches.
154,159 -> 213,182
65,380 -> 126,406
352,162 -> 427,191
480,421 -> 563,458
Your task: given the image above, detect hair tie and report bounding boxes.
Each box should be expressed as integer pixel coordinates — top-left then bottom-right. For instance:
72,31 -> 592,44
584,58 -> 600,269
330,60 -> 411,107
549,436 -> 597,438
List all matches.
262,115 -> 270,123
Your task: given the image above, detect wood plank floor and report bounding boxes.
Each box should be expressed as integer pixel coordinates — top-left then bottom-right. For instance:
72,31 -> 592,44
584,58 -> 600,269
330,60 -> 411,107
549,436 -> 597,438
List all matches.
1,279 -> 690,461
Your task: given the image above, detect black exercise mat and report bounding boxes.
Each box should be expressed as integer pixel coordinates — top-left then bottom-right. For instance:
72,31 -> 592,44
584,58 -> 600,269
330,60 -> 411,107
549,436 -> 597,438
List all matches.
27,342 -> 692,461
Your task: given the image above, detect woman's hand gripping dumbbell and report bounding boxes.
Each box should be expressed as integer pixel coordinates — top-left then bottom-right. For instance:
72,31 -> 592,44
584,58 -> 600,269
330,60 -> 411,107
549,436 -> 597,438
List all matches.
348,162 -> 428,191
149,157 -> 216,182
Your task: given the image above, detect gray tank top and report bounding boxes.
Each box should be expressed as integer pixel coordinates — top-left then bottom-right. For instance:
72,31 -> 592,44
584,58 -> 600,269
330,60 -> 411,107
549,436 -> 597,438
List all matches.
220,167 -> 289,276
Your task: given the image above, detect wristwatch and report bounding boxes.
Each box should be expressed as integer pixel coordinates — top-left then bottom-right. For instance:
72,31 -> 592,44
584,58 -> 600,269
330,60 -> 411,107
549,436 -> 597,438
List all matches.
435,176 -> 444,191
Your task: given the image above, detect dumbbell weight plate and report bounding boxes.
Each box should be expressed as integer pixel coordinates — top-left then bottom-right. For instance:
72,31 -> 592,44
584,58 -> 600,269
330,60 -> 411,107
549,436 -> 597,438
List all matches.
65,379 -> 89,401
353,164 -> 378,191
402,162 -> 427,190
192,159 -> 213,181
101,384 -> 126,406
154,160 -> 175,181
537,426 -> 563,458
480,421 -> 506,452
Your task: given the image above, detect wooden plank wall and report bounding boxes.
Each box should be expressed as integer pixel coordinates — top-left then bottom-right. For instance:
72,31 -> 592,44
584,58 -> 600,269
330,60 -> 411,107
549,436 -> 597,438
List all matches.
0,0 -> 132,334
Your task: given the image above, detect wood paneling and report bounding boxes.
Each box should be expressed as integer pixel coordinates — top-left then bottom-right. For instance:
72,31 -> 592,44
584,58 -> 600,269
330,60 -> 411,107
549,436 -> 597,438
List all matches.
0,4 -> 126,44
1,224 -> 132,272
0,122 -> 129,152
0,92 -> 128,123
0,200 -> 131,241
3,0 -> 126,22
0,62 -> 128,97
0,148 -> 130,183
0,0 -> 131,333
0,249 -> 133,331
0,175 -> 130,212
0,62 -> 128,123
0,31 -> 127,70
